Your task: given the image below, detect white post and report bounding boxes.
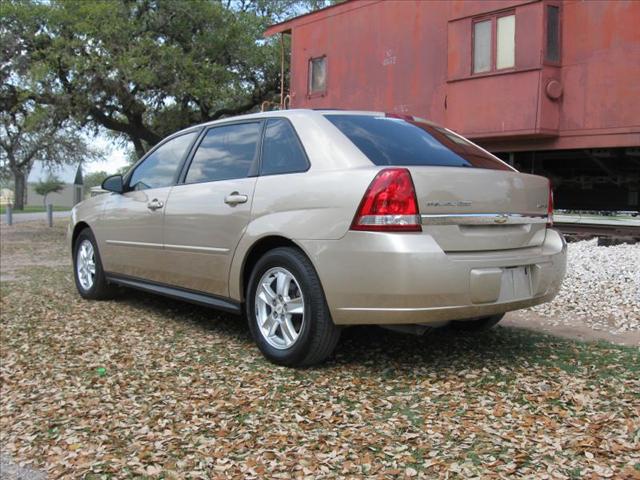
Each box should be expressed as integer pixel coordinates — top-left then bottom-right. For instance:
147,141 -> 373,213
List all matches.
5,205 -> 12,226
46,204 -> 53,227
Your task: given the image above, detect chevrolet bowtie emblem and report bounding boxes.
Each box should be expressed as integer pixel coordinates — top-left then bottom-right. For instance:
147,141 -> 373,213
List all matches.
494,214 -> 509,224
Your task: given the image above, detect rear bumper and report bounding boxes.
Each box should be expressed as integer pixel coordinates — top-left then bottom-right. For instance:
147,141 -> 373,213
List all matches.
299,228 -> 567,325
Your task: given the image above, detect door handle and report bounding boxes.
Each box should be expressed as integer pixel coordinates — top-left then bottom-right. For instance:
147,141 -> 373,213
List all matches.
224,192 -> 248,206
147,199 -> 164,211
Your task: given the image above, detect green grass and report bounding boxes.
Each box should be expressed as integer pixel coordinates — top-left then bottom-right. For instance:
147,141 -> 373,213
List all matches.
0,205 -> 70,214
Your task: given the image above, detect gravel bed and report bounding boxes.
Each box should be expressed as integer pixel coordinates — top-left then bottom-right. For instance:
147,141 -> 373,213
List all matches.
0,453 -> 46,480
530,239 -> 640,334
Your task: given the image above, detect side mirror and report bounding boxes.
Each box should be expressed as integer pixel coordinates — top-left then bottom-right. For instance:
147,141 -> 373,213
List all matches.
101,174 -> 124,194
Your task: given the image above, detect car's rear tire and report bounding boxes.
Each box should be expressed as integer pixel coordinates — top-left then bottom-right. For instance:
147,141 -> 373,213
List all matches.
73,228 -> 115,300
451,313 -> 505,332
246,247 -> 341,367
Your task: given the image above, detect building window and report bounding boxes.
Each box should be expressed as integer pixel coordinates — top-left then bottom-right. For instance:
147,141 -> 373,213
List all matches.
473,13 -> 515,74
308,56 -> 327,94
473,20 -> 491,73
496,15 -> 515,69
545,5 -> 560,62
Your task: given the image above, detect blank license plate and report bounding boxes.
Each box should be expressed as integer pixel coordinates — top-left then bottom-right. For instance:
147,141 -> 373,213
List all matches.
497,266 -> 532,302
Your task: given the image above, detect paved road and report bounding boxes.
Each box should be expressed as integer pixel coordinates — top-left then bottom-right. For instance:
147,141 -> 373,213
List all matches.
1,211 -> 70,225
0,453 -> 45,480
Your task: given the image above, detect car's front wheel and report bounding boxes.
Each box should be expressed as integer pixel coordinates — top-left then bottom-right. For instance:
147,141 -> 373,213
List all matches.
246,247 -> 340,367
73,228 -> 115,300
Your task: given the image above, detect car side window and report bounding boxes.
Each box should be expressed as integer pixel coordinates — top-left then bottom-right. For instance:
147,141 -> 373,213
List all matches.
260,119 -> 309,176
185,122 -> 261,184
129,131 -> 198,191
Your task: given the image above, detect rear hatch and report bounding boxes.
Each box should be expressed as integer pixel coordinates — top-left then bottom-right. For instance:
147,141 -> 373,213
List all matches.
326,113 -> 550,252
409,167 -> 549,251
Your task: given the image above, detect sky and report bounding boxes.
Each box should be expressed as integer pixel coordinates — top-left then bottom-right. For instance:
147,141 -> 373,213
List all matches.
84,135 -> 130,174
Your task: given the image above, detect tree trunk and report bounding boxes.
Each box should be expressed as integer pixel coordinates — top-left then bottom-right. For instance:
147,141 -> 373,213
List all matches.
13,170 -> 26,210
131,136 -> 147,160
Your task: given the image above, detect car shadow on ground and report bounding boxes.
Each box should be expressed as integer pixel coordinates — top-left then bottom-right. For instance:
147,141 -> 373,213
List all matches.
113,287 -> 564,374
335,324 -> 548,372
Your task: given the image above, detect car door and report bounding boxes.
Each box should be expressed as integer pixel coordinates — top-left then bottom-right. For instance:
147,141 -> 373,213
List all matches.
161,121 -> 263,296
98,130 -> 199,282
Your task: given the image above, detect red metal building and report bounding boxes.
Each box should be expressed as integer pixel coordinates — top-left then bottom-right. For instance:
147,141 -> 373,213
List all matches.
266,0 -> 640,211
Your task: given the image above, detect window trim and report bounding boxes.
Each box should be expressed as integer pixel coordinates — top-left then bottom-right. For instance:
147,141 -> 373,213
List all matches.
543,2 -> 562,66
257,117 -> 311,177
177,120 -> 265,186
307,55 -> 328,98
124,128 -> 202,192
471,10 -> 516,75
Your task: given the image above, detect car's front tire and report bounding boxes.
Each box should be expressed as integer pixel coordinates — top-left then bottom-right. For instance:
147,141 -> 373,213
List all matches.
73,228 -> 115,300
246,247 -> 341,367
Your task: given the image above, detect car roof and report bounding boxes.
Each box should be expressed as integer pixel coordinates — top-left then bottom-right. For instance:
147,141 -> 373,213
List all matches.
170,109 -> 384,137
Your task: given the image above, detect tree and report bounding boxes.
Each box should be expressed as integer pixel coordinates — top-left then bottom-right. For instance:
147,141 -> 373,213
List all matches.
34,174 -> 64,208
116,165 -> 133,176
0,104 -> 100,209
83,170 -> 109,191
0,0 -> 336,160
1,2 -> 103,210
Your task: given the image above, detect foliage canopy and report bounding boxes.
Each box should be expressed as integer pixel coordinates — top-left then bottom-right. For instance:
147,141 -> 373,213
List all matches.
1,0 -> 333,158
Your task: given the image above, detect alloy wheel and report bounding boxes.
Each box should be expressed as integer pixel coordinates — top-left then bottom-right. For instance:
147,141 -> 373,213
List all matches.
76,239 -> 96,291
254,267 -> 305,349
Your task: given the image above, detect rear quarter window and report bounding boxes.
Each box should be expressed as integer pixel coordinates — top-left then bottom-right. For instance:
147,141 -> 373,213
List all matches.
325,114 -> 512,171
260,118 -> 309,176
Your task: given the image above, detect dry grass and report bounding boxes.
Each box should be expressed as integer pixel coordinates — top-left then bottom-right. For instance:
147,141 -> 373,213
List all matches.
1,222 -> 639,479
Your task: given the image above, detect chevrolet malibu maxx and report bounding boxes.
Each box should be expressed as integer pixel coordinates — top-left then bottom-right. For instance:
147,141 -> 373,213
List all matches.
69,110 -> 567,366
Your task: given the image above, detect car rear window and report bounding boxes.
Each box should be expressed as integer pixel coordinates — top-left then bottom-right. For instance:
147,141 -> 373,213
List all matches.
325,114 -> 512,171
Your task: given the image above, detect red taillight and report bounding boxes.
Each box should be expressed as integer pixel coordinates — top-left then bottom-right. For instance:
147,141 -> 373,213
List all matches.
547,180 -> 554,227
351,168 -> 421,232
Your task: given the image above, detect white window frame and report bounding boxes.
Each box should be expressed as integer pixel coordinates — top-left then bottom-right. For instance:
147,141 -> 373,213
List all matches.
472,11 -> 516,75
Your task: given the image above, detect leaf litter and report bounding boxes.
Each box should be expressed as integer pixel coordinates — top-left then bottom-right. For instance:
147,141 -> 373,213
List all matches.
1,223 -> 639,479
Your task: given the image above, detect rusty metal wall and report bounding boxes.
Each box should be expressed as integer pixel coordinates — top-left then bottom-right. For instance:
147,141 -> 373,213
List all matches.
269,0 -> 640,152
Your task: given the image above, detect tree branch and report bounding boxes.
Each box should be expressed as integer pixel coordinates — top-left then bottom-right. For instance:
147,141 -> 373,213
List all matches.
89,107 -> 161,145
208,87 -> 277,121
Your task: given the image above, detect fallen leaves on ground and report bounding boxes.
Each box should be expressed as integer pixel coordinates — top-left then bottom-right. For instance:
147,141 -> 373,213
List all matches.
1,223 -> 639,479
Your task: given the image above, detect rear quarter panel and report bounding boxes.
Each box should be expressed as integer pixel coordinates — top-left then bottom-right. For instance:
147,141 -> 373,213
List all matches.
228,167 -> 379,300
228,112 -> 382,301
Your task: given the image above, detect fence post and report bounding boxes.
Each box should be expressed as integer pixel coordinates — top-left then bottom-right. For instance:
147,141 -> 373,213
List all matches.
5,205 -> 12,226
47,204 -> 53,227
